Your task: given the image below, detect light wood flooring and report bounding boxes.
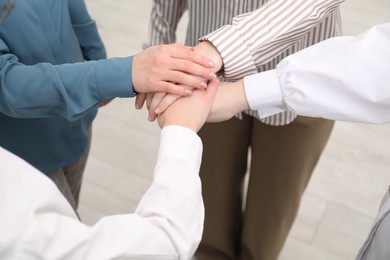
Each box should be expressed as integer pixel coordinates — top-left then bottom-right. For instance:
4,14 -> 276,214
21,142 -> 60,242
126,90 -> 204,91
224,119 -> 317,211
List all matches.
79,1 -> 390,259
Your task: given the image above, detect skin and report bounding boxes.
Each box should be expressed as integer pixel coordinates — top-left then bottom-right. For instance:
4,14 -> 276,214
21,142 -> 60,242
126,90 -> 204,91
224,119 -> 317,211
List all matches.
138,41 -> 250,124
132,43 -> 217,96
136,41 -> 223,121
157,77 -> 220,133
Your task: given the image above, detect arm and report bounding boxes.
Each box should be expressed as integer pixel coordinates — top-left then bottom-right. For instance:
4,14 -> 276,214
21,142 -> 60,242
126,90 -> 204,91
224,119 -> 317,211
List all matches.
0,40 -> 215,120
0,39 -> 132,120
208,24 -> 390,124
0,79 -> 219,260
200,0 -> 344,79
68,0 -> 107,61
0,127 -> 203,260
147,0 -> 187,46
146,0 -> 344,117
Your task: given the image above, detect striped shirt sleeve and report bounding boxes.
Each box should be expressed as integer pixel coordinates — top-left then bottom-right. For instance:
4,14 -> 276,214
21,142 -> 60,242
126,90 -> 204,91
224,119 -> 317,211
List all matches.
201,0 -> 345,81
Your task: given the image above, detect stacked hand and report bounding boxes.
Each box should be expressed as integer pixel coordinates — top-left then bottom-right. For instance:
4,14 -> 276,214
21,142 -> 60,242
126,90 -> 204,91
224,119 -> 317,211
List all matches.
157,78 -> 220,133
132,43 -> 217,96
134,42 -> 250,131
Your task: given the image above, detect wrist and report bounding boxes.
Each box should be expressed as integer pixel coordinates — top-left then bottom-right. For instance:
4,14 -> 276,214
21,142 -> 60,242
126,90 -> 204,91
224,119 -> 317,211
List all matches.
234,80 -> 250,112
162,120 -> 198,133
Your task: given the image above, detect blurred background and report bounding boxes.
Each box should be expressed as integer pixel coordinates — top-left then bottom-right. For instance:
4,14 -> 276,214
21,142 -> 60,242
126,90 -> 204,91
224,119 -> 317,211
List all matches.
80,1 -> 390,259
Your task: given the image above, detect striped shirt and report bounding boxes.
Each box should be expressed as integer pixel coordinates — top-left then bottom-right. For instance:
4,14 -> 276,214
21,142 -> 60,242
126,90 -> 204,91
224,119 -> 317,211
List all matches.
148,0 -> 343,126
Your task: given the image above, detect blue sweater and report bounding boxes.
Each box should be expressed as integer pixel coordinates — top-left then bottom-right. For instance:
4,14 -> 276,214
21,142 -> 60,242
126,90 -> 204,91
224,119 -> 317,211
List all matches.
0,0 -> 135,173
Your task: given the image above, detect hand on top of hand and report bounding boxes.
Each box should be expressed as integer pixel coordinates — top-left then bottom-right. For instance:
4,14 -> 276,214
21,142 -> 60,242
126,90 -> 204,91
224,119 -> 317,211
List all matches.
157,78 -> 220,133
132,43 -> 217,96
135,41 -> 224,122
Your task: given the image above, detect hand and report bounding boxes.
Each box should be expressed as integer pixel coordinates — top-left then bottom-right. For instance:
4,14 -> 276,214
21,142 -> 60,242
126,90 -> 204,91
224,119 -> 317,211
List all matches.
141,80 -> 250,123
135,41 -> 224,119
157,78 -> 220,133
136,92 -> 181,122
135,41 -> 223,119
194,41 -> 223,74
132,43 -> 216,96
207,80 -> 250,122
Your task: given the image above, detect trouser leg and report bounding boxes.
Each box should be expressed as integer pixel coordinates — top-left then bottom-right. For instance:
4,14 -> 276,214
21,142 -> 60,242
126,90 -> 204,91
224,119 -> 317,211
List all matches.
195,116 -> 252,260
239,116 -> 334,260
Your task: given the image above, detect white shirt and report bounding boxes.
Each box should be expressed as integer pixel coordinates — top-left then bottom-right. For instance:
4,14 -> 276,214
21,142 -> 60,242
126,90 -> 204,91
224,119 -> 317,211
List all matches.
244,23 -> 390,124
0,126 -> 203,260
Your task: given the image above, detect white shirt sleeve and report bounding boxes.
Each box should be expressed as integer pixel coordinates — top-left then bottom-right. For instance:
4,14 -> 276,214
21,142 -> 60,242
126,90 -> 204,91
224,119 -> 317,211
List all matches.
0,125 -> 203,260
244,23 -> 390,124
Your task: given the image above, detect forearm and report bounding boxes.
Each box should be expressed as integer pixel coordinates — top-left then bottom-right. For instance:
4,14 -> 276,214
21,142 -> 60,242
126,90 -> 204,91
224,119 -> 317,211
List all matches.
207,80 -> 249,123
0,53 -> 133,120
135,126 -> 204,259
245,23 -> 390,124
202,0 -> 344,80
0,126 -> 203,260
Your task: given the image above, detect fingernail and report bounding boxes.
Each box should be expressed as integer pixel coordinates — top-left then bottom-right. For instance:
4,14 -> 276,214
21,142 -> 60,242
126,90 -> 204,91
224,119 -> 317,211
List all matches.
185,89 -> 193,95
135,104 -> 140,109
148,115 -> 153,122
209,61 -> 215,68
155,107 -> 161,114
209,73 -> 217,79
200,82 -> 208,89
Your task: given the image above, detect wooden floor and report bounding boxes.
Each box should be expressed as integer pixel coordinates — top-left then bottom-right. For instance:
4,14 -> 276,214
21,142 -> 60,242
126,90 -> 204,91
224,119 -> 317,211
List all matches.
79,1 -> 390,259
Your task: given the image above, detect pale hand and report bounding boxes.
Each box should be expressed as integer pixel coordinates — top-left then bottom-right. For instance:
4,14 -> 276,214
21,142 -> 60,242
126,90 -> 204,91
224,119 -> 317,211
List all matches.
136,41 -> 224,121
158,78 -> 220,133
132,43 -> 216,96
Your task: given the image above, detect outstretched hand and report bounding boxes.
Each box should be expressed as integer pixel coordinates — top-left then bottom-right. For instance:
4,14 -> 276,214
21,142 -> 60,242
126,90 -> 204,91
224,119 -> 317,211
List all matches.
157,78 -> 220,133
132,43 -> 216,96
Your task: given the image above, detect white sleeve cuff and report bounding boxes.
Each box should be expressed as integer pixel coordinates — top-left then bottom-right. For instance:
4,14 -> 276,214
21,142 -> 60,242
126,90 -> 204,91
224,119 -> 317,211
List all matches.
157,125 -> 202,178
244,70 -> 286,118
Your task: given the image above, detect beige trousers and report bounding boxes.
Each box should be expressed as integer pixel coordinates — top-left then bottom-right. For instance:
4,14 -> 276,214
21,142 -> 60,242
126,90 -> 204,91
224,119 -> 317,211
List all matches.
195,115 -> 334,260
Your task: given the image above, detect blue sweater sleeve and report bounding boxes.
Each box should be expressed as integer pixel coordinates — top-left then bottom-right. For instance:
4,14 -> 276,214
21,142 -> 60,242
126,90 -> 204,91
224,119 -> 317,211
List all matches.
68,0 -> 107,61
0,40 -> 135,121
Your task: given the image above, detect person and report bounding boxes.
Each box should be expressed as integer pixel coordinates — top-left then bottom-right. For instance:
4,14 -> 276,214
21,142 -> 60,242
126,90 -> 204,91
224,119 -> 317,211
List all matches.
204,23 -> 390,125
154,23 -> 390,260
0,0 -> 216,212
144,0 -> 344,259
206,23 -> 390,260
0,77 -> 220,260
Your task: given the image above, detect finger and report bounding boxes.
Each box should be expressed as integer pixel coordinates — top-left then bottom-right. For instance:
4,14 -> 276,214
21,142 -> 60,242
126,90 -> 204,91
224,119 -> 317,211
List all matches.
145,93 -> 153,112
135,93 -> 146,110
153,81 -> 193,96
167,58 -> 217,81
167,44 -> 216,69
154,94 -> 181,115
163,70 -> 210,91
149,92 -> 167,121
